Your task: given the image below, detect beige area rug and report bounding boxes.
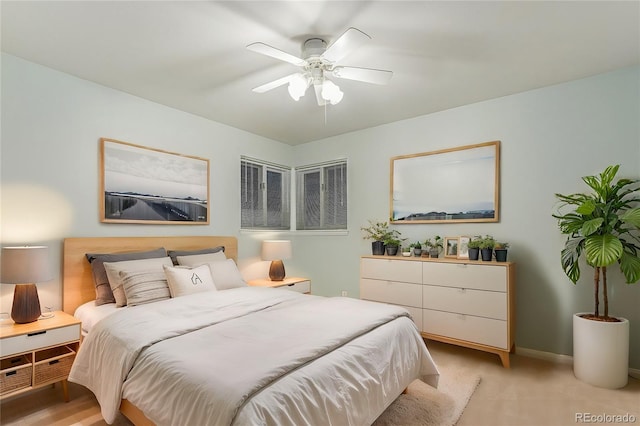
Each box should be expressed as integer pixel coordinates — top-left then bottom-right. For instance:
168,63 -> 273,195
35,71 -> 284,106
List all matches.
373,367 -> 481,426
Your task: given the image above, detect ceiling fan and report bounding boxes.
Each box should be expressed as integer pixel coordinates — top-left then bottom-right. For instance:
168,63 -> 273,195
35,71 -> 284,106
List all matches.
247,27 -> 393,106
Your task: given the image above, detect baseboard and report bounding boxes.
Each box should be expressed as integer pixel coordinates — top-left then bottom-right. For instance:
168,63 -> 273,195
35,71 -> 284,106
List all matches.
516,347 -> 640,380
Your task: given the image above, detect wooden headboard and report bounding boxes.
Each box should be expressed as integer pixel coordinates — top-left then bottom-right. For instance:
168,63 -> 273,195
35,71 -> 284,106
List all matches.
62,236 -> 238,315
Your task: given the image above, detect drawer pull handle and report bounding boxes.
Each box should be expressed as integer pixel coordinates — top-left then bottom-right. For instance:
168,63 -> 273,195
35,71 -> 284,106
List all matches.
49,360 -> 60,366
6,371 -> 17,377
10,358 -> 22,365
27,330 -> 46,337
287,283 -> 295,286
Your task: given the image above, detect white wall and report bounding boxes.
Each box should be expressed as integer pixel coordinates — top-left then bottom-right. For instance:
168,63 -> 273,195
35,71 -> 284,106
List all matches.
292,66 -> 640,368
0,53 -> 291,312
2,53 -> 639,368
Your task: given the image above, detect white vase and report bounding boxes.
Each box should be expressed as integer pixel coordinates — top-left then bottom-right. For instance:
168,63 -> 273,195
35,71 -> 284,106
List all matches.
573,313 -> 629,389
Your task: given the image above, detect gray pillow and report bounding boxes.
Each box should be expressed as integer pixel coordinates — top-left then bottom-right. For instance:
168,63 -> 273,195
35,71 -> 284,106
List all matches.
85,248 -> 166,305
167,246 -> 225,265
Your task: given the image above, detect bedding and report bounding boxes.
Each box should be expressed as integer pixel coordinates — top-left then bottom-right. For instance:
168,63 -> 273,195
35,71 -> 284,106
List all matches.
73,300 -> 119,336
167,246 -> 225,265
104,257 -> 174,307
163,264 -> 217,296
69,287 -> 438,425
85,247 -> 167,305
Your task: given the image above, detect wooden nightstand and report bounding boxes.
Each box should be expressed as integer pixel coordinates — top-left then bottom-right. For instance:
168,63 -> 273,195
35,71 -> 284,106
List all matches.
248,277 -> 311,294
0,311 -> 81,402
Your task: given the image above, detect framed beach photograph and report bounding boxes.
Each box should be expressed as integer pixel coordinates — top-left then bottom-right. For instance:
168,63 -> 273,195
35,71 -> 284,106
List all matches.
100,138 -> 209,224
390,141 -> 500,224
457,236 -> 470,259
445,237 -> 459,258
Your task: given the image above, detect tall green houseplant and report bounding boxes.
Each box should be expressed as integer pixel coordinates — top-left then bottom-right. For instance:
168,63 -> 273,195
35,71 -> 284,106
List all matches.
553,165 -> 640,320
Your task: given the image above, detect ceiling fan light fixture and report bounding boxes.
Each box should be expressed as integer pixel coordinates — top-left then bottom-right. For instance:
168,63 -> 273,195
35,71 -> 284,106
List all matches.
321,80 -> 343,105
287,73 -> 310,101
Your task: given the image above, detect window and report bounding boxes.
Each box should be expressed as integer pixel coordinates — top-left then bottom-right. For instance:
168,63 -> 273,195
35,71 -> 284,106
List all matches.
241,158 -> 290,230
296,160 -> 347,230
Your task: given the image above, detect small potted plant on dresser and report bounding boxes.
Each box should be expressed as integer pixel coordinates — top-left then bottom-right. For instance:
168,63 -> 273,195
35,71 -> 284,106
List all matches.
554,165 -> 640,389
410,242 -> 422,257
479,235 -> 496,261
467,236 -> 482,260
401,246 -> 412,257
425,236 -> 443,258
494,242 -> 509,262
361,220 -> 393,255
383,233 -> 404,256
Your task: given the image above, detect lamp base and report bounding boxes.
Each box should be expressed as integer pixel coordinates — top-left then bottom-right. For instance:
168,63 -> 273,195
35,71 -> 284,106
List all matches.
11,283 -> 41,324
269,260 -> 286,281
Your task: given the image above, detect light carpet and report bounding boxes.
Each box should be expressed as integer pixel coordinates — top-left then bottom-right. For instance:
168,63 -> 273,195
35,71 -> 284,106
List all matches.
373,367 -> 481,426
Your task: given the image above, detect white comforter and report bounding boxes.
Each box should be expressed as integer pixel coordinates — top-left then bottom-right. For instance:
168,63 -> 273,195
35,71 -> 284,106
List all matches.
69,287 -> 438,425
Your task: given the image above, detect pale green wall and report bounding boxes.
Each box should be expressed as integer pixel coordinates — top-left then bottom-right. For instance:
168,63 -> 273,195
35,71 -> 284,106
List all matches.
291,65 -> 640,368
2,53 -> 639,367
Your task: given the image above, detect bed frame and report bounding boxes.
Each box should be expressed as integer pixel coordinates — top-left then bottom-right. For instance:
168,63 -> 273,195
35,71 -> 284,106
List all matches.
62,235 -> 238,426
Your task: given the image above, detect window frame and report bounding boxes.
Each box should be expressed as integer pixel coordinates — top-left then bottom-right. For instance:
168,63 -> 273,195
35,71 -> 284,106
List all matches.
240,157 -> 291,230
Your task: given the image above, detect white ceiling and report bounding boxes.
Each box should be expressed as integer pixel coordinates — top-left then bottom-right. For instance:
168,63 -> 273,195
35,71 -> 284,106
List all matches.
2,1 -> 639,145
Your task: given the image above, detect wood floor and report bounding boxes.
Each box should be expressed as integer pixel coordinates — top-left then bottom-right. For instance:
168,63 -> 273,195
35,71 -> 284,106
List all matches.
1,340 -> 638,426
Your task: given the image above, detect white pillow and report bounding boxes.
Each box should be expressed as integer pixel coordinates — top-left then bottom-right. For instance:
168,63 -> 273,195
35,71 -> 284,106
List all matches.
163,264 -> 217,297
206,259 -> 247,290
104,257 -> 173,307
176,251 -> 226,266
120,270 -> 171,306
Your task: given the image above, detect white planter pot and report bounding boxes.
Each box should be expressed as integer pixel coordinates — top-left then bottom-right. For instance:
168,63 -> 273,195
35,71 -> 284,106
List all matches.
573,313 -> 629,389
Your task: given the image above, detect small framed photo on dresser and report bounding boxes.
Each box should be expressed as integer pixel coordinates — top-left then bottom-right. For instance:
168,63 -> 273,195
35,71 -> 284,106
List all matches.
444,237 -> 459,258
458,236 -> 470,259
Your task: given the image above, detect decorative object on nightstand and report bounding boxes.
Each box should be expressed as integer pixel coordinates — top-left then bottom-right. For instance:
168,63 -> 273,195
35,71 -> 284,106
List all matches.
248,277 -> 311,294
1,246 -> 52,324
261,240 -> 292,281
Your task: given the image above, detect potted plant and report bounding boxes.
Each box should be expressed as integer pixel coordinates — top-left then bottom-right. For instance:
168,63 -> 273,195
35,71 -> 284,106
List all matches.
425,235 -> 443,258
553,165 -> 640,388
409,242 -> 422,257
478,235 -> 496,261
494,242 -> 509,262
383,234 -> 404,256
401,246 -> 412,257
361,220 -> 393,255
467,236 -> 482,261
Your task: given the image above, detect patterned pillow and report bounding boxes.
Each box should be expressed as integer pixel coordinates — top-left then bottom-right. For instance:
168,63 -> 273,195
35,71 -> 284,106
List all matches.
120,270 -> 170,306
85,248 -> 166,305
163,264 -> 217,297
104,257 -> 173,307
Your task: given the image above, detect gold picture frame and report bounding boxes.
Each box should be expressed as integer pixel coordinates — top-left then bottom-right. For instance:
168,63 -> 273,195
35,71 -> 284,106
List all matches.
390,141 -> 500,224
445,237 -> 459,258
100,138 -> 209,224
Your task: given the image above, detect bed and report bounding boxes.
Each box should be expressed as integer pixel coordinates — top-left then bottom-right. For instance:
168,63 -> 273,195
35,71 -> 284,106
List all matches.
63,236 -> 439,426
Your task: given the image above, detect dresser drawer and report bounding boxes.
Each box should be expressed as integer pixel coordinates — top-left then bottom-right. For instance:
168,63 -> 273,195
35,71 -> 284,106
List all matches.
422,284 -> 507,320
361,258 -> 422,284
423,262 -> 507,292
360,278 -> 422,308
422,309 -> 508,349
1,324 -> 81,357
279,280 -> 310,294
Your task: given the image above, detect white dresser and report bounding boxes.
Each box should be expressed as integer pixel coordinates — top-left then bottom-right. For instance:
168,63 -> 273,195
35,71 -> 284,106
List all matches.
360,255 -> 515,367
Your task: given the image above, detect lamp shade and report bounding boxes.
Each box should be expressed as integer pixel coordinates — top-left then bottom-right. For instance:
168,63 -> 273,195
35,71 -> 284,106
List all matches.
1,246 -> 52,283
1,246 -> 51,324
261,240 -> 292,261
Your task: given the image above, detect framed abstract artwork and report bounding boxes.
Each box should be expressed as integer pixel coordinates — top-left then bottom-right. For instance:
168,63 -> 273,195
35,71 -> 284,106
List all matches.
390,141 -> 500,224
100,138 -> 209,224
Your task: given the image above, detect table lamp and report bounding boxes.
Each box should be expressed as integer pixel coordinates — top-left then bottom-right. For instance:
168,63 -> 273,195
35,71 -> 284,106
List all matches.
1,246 -> 51,323
261,240 -> 292,281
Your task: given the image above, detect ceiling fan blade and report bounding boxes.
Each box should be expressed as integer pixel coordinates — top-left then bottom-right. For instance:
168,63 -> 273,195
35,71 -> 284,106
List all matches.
313,84 -> 328,106
332,66 -> 393,85
252,74 -> 297,93
322,27 -> 371,63
247,42 -> 307,66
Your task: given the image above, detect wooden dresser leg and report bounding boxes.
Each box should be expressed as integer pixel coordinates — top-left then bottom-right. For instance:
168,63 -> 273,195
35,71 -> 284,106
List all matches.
498,351 -> 510,368
61,379 -> 70,402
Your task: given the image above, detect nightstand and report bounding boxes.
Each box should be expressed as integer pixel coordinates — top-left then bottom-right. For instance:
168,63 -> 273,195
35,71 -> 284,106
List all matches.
248,277 -> 311,294
0,311 -> 81,402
